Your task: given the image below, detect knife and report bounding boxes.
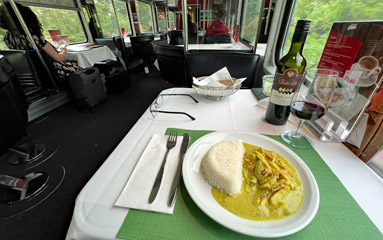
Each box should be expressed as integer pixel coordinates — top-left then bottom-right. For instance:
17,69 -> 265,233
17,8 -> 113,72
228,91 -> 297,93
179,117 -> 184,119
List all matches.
168,133 -> 190,207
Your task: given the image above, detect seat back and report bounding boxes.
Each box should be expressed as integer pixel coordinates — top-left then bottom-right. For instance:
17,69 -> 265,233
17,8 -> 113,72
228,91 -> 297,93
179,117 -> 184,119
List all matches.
203,35 -> 231,44
112,36 -> 129,70
0,49 -> 45,96
186,52 -> 260,88
130,35 -> 155,61
154,32 -> 168,40
0,55 -> 28,155
168,30 -> 183,45
153,42 -> 186,86
95,38 -> 117,52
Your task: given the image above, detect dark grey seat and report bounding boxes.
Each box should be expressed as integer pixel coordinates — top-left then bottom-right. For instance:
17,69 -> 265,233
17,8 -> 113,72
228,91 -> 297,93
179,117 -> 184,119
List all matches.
130,35 -> 155,73
0,49 -> 44,96
168,30 -> 183,45
203,35 -> 231,44
0,55 -> 28,156
186,52 -> 260,88
153,42 -> 186,86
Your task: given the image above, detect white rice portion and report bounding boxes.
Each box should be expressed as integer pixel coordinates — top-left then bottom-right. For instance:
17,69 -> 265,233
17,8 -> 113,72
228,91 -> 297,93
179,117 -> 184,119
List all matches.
201,141 -> 245,195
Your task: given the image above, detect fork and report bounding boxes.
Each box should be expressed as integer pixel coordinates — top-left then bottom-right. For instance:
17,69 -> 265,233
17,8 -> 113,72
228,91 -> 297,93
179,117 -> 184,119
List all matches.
148,130 -> 178,203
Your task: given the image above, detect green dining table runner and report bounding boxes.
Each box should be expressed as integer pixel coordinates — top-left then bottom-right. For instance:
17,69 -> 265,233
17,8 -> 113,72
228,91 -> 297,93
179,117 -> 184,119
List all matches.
117,128 -> 382,239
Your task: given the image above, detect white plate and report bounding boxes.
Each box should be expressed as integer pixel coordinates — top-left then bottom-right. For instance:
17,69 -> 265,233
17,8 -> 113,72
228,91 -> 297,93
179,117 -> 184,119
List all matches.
182,131 -> 320,238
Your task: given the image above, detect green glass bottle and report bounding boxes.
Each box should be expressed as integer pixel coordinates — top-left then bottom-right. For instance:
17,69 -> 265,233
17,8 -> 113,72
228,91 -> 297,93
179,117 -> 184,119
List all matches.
265,19 -> 311,125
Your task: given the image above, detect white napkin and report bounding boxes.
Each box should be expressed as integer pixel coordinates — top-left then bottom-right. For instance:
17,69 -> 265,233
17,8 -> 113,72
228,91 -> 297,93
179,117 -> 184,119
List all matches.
192,67 -> 246,87
114,134 -> 183,214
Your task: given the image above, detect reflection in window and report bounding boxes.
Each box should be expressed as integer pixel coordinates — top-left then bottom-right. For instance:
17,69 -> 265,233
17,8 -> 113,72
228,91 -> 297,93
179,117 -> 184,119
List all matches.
94,0 -> 119,37
168,11 -> 175,30
31,6 -> 86,43
115,0 -> 132,36
157,5 -> 167,32
136,1 -> 153,33
241,0 -> 263,44
284,0 -> 383,68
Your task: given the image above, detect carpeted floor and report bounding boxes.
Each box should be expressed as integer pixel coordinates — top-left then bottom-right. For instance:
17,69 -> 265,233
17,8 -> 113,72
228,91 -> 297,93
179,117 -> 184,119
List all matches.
0,66 -> 174,240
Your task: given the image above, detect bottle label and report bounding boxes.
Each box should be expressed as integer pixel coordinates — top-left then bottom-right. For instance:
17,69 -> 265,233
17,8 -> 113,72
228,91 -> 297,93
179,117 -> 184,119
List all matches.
270,68 -> 303,106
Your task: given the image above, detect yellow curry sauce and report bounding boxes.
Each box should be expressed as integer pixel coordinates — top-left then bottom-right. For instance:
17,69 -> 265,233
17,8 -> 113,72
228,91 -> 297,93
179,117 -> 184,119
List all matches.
212,142 -> 304,221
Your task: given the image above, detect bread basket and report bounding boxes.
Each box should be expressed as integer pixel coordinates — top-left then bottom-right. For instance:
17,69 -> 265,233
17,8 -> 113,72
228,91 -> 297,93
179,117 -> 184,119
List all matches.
192,79 -> 241,101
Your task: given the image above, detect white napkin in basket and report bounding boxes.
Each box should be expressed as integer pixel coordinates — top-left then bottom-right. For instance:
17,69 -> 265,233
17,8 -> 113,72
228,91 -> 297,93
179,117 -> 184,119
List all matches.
114,134 -> 183,214
192,67 -> 246,87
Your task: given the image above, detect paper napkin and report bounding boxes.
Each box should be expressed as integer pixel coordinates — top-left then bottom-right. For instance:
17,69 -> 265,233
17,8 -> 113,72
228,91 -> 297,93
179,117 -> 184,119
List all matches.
114,134 -> 183,214
192,67 -> 246,87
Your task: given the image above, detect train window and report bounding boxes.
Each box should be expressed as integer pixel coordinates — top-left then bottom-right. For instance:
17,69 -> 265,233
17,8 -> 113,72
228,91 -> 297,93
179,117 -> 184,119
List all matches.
284,0 -> 383,68
115,0 -> 132,36
157,5 -> 167,32
30,6 -> 86,44
241,0 -> 264,44
168,10 -> 175,30
94,0 -> 119,37
136,0 -> 154,33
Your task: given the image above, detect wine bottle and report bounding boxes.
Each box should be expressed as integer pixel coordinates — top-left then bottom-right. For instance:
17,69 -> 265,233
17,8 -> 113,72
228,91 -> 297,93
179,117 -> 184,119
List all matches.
265,19 -> 311,125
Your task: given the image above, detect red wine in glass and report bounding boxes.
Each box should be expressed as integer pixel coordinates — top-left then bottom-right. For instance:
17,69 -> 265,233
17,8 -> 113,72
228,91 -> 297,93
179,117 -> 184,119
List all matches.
280,68 -> 338,148
290,101 -> 325,121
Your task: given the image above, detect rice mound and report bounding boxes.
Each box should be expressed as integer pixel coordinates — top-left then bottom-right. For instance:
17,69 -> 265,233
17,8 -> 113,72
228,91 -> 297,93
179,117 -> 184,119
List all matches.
201,141 -> 245,195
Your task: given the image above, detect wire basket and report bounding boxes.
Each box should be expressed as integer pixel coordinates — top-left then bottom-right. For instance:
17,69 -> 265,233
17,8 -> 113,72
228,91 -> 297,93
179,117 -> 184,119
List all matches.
192,83 -> 241,101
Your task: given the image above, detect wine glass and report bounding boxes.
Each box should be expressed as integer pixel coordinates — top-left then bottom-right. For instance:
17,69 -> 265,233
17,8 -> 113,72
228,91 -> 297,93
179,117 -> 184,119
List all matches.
280,68 -> 339,148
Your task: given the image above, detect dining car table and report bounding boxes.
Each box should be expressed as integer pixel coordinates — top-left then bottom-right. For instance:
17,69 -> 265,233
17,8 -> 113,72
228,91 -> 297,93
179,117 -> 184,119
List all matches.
65,45 -> 117,68
65,88 -> 383,240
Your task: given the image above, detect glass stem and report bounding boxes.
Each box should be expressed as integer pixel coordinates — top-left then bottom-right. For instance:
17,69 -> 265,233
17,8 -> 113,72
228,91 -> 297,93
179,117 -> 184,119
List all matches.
293,120 -> 305,138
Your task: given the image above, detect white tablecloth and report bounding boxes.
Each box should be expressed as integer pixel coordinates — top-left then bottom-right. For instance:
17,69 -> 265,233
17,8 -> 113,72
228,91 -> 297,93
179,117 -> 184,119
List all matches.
66,45 -> 117,68
65,88 -> 383,240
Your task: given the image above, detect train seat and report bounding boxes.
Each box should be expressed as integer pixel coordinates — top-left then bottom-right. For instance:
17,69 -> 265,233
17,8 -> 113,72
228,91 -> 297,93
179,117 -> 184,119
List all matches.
130,35 -> 155,73
168,30 -> 183,45
153,41 -> 186,86
0,54 -> 49,166
0,49 -> 44,96
203,35 -> 231,44
186,52 -> 260,88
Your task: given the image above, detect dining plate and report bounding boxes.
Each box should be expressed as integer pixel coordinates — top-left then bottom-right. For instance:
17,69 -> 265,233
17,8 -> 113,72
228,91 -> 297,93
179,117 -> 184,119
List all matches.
182,131 -> 320,238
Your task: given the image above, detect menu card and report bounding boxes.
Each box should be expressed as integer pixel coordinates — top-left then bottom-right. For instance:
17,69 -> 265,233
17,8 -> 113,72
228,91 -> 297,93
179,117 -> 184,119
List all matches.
307,21 -> 383,143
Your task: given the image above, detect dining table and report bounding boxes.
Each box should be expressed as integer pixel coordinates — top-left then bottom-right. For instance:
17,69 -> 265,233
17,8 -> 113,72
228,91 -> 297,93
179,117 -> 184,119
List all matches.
65,88 -> 383,240
66,45 -> 117,68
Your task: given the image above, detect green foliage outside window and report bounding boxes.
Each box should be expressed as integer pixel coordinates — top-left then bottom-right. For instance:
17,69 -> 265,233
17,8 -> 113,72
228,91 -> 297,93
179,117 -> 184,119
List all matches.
115,0 -> 132,36
136,1 -> 153,33
241,0 -> 262,43
0,6 -> 85,48
284,0 -> 383,68
0,28 -> 7,49
31,6 -> 86,43
94,0 -> 119,37
168,11 -> 175,30
157,5 -> 167,32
